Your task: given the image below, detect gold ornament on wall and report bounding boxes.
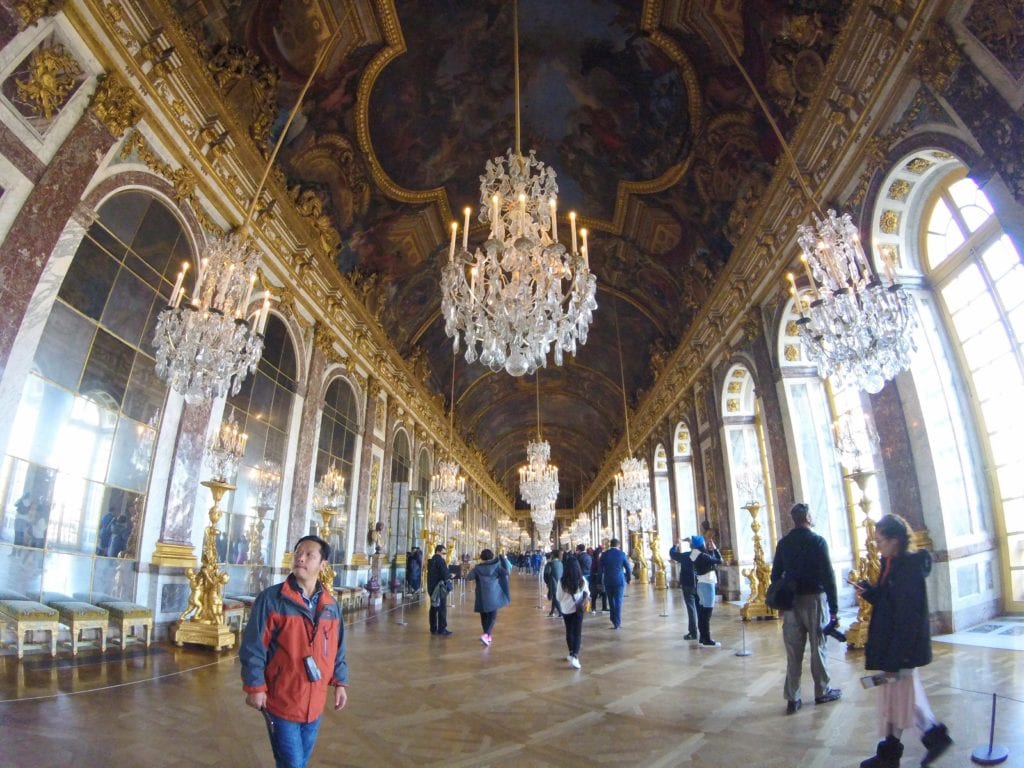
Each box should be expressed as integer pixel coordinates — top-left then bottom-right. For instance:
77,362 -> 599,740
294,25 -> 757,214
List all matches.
14,0 -> 65,29
90,72 -> 141,138
15,42 -> 82,121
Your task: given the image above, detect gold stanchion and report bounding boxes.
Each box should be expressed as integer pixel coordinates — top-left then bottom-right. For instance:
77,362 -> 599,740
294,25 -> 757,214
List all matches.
175,479 -> 235,650
740,501 -> 776,621
845,469 -> 879,649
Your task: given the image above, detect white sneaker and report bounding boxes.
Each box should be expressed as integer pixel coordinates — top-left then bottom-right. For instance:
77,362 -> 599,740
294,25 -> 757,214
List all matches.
569,655 -> 581,670
566,654 -> 573,662
481,634 -> 492,646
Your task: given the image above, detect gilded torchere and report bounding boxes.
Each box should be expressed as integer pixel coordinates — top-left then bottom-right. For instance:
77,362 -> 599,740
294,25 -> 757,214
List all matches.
844,469 -> 880,649
175,479 -> 236,651
740,501 -> 776,621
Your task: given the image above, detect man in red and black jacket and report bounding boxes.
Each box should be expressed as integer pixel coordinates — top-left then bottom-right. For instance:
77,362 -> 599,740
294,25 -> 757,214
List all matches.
241,535 -> 348,768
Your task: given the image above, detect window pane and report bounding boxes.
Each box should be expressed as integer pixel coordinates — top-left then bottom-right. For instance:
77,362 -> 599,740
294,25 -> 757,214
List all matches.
982,235 -> 1021,281
941,265 -> 986,312
101,267 -> 156,347
995,462 -> 1024,500
79,329 -> 135,408
960,326 -> 1010,370
972,357 -> 1024,403
948,297 -> 999,341
58,238 -> 119,321
33,302 -> 94,391
948,177 -> 993,231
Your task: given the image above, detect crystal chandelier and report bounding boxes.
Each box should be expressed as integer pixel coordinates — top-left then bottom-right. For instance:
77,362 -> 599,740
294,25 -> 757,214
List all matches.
439,0 -> 597,377
531,499 -> 555,548
313,463 -> 347,519
700,12 -> 918,396
431,458 -> 466,519
154,232 -> 270,403
208,407 -> 247,483
832,409 -> 879,472
735,464 -> 765,506
787,210 -> 917,394
519,374 -> 559,507
612,300 -> 651,516
252,459 -> 281,508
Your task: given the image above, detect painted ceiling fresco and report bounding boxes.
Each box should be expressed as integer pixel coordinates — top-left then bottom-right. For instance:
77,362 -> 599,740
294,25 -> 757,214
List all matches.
178,0 -> 849,508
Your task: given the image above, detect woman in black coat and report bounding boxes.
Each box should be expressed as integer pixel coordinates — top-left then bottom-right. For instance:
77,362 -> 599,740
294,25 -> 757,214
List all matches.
854,514 -> 951,768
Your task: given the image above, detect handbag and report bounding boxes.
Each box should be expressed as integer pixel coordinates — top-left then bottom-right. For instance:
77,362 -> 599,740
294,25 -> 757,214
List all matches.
766,574 -> 796,611
574,590 -> 590,613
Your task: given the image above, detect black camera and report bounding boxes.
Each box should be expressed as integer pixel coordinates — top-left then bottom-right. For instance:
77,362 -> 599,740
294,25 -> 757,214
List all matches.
820,618 -> 847,643
303,655 -> 322,683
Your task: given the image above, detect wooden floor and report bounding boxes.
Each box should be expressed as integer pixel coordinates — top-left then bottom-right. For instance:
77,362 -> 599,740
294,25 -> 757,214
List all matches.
1,572 -> 1021,767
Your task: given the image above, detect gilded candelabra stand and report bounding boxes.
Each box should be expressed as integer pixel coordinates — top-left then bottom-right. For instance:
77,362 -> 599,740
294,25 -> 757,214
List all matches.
175,479 -> 235,650
740,501 -> 776,621
844,469 -> 880,649
317,506 -> 337,592
648,530 -> 668,590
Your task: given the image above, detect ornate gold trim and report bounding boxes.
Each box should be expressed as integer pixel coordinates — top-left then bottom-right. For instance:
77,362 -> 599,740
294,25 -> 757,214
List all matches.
150,541 -> 197,568
90,72 -> 141,138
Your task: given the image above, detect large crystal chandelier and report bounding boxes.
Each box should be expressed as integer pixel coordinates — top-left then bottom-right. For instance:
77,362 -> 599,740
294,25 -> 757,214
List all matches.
612,301 -> 651,516
313,463 -> 347,520
154,232 -> 269,403
439,0 -> 597,377
788,210 -> 917,394
531,500 -> 555,548
626,507 -> 655,534
208,407 -> 248,483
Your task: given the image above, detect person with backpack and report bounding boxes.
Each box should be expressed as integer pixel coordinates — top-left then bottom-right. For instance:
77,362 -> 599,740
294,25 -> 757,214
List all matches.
555,553 -> 590,669
669,537 -> 700,641
543,549 -> 563,617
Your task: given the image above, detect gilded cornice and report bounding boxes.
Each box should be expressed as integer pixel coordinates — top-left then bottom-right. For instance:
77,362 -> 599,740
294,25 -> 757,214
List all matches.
579,0 -> 952,511
90,71 -> 142,138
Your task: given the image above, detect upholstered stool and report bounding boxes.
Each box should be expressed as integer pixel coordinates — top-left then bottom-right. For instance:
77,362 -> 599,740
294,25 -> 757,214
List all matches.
227,595 -> 255,626
46,600 -> 109,655
221,598 -> 245,634
94,600 -> 153,648
0,599 -> 59,659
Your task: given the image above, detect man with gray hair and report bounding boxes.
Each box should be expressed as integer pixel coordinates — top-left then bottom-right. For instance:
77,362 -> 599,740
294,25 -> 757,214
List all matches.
770,502 -> 842,714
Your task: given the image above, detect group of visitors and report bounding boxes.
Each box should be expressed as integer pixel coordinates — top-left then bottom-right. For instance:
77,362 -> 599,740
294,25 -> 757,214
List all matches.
239,500 -> 952,768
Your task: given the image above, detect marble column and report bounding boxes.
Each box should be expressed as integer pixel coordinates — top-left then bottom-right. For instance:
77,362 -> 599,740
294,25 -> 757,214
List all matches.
151,399 -> 214,566
286,325 -> 333,550
0,106 -> 119,382
352,377 -> 382,564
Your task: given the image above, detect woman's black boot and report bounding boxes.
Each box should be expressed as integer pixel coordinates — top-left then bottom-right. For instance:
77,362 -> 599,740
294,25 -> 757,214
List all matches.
860,736 -> 903,768
921,724 -> 952,766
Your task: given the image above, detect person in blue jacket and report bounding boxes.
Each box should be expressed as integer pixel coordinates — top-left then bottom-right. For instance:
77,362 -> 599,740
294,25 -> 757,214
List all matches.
599,538 -> 631,629
241,535 -> 348,768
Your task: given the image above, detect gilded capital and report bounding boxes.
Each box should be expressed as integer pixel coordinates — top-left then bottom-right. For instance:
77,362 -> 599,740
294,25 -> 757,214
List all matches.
91,72 -> 142,138
15,0 -> 66,28
366,377 -> 383,399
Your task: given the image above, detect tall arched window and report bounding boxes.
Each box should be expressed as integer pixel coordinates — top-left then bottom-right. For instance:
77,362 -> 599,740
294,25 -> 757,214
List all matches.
0,190 -> 177,599
672,422 -> 697,539
917,170 -> 1023,610
652,443 -> 671,541
222,314 -> 297,591
721,364 -> 774,569
314,376 -> 360,570
387,429 -> 411,559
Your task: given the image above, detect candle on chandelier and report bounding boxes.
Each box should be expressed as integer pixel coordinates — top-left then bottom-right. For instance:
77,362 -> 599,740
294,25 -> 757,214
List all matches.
549,198 -> 557,241
787,273 -> 806,318
491,195 -> 500,230
470,264 -> 478,296
239,275 -> 255,319
519,193 -> 526,217
799,253 -> 820,300
570,211 -> 577,255
581,228 -> 589,268
257,295 -> 271,334
449,221 -> 457,262
880,247 -> 896,284
463,207 -> 471,250
192,257 -> 209,306
170,262 -> 189,308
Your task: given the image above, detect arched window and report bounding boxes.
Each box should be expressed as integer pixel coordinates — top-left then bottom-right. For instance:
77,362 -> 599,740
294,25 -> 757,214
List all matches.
721,364 -> 774,569
387,429 -> 412,559
314,376 -> 360,570
909,168 -> 1023,610
222,314 -> 298,589
0,190 -> 177,598
672,422 -> 698,539
652,443 -> 671,542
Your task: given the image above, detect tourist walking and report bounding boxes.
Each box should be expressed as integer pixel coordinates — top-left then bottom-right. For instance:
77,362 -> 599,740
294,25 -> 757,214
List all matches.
427,543 -> 452,636
555,553 -> 590,669
600,538 -> 631,629
770,502 -> 842,714
689,535 -> 723,647
855,514 -> 952,767
469,548 -> 512,646
544,549 -> 563,617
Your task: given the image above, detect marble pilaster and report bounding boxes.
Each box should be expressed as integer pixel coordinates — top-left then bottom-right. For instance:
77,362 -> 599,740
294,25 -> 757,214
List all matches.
872,381 -> 924,530
0,111 -> 115,381
353,377 -> 382,561
286,327 -> 331,550
151,399 -> 213,566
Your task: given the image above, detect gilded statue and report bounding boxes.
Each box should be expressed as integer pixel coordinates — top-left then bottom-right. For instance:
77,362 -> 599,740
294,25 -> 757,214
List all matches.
629,531 -> 649,585
649,530 -> 666,577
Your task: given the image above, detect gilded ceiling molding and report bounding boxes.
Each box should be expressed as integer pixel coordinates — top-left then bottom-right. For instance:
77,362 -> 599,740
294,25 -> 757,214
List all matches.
89,72 -> 142,138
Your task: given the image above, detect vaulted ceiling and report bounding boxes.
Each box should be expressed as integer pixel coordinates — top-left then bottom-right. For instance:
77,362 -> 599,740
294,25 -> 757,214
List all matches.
174,0 -> 850,510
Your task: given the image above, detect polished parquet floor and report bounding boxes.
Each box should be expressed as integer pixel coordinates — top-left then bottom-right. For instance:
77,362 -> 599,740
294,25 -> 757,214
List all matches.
1,572 -> 1022,768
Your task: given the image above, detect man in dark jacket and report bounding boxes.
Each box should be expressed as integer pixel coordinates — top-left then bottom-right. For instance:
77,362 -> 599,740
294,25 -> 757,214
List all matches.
771,503 -> 842,714
427,543 -> 452,635
600,538 -> 631,629
241,535 -> 348,768
574,544 -> 593,581
669,538 -> 699,641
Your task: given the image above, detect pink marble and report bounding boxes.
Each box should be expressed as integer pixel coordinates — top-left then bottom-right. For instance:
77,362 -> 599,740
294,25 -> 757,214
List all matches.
0,113 -> 114,381
353,380 -> 381,555
0,120 -> 45,182
872,382 -> 925,530
286,340 -> 328,547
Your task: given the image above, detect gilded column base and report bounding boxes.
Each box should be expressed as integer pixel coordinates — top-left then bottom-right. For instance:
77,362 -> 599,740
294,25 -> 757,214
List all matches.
845,620 -> 868,649
174,620 -> 236,650
740,598 -> 777,621
350,553 -> 369,567
150,542 -> 197,568
654,571 -> 668,590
